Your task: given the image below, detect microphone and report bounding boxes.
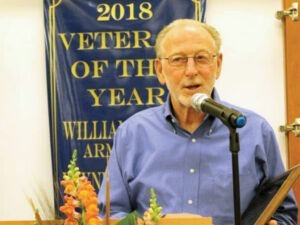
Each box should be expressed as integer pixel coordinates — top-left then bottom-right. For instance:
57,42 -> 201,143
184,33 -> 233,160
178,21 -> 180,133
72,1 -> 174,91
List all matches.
191,93 -> 246,128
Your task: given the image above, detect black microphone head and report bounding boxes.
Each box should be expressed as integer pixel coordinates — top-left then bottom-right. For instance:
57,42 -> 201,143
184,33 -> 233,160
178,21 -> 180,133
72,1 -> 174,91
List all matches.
190,93 -> 209,112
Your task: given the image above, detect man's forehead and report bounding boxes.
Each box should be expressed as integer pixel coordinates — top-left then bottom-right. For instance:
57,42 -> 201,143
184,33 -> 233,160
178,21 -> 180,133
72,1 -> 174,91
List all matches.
167,23 -> 209,38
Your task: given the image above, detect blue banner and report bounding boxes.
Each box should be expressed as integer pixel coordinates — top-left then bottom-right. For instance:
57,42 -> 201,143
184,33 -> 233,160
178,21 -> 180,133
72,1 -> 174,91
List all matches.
44,0 -> 206,212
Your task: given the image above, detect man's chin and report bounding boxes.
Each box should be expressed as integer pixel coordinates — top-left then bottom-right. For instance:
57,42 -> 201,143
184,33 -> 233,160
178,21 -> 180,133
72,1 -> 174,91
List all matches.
178,96 -> 192,108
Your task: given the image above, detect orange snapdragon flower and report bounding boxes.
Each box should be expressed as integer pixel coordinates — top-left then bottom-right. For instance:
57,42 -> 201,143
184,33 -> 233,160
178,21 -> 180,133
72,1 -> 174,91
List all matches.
59,196 -> 80,218
61,180 -> 77,196
85,204 -> 99,220
60,150 -> 103,225
86,217 -> 102,225
64,217 -> 80,225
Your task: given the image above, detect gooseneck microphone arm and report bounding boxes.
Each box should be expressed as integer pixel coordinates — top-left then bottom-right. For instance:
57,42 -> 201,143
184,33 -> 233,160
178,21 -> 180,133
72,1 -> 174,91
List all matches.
191,93 -> 246,129
191,93 -> 246,225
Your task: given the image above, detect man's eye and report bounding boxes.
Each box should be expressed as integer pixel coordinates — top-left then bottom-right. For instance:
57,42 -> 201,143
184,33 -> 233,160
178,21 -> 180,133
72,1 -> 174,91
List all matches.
195,55 -> 209,63
172,56 -> 185,62
195,55 -> 207,60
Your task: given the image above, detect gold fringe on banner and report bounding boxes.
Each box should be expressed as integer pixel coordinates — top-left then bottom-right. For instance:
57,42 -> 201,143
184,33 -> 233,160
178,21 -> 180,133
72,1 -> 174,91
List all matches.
192,0 -> 202,21
48,0 -> 63,216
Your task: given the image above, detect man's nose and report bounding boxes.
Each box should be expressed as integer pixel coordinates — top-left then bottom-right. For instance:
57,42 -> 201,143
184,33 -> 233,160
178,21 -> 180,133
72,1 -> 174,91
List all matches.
185,57 -> 198,75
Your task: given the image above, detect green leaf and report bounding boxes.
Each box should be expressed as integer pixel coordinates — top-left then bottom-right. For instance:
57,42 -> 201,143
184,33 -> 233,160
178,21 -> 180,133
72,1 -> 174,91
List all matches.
116,211 -> 140,225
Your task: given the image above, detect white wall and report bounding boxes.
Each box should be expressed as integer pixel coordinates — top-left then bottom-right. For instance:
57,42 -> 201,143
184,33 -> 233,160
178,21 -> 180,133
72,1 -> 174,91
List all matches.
0,0 -> 54,221
0,0 -> 286,221
206,0 -> 287,159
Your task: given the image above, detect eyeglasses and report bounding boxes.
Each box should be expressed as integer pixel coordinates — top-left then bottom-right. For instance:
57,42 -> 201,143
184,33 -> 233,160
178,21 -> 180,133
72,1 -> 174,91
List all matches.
160,52 -> 217,67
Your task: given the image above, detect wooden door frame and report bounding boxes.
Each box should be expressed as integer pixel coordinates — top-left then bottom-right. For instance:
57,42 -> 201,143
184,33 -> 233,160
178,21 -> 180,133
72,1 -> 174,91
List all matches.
283,0 -> 300,223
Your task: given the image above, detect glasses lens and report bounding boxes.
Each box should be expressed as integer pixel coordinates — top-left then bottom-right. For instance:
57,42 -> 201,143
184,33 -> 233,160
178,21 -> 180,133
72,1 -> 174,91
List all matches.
165,52 -> 215,67
169,55 -> 187,66
194,53 -> 211,65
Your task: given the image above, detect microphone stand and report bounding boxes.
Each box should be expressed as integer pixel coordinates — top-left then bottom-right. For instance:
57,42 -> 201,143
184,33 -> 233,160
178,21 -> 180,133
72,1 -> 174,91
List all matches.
216,111 -> 243,225
228,126 -> 241,225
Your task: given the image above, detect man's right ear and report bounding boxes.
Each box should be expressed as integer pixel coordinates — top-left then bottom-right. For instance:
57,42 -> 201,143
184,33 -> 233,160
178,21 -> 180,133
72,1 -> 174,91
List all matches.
155,58 -> 166,85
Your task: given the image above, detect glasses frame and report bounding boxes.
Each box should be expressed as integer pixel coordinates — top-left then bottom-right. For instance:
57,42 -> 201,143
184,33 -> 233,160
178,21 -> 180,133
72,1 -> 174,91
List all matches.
159,52 -> 218,67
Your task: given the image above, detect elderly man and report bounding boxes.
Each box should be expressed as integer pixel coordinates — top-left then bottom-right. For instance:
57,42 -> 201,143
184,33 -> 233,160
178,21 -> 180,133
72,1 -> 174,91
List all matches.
98,19 -> 298,225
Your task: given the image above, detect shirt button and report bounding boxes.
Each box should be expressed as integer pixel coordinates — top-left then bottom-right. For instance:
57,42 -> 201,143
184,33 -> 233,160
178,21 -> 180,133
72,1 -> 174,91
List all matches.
191,138 -> 196,143
189,168 -> 195,174
188,199 -> 193,205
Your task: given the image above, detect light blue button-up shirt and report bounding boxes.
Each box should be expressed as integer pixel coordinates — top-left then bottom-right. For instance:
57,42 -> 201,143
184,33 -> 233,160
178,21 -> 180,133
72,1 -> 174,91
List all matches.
98,90 -> 298,225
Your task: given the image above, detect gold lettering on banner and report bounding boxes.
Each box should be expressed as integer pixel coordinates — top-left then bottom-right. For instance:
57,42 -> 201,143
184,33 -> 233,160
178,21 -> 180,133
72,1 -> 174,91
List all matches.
86,88 -> 106,106
96,2 -> 153,21
58,30 -> 152,51
115,31 -> 131,48
71,60 -> 109,79
70,58 -> 155,80
132,30 -> 152,48
136,59 -> 155,76
58,33 -> 76,50
146,87 -> 165,105
86,87 -> 165,107
115,58 -> 155,78
126,88 -> 143,106
109,88 -> 126,106
62,120 -> 122,140
78,33 -> 95,50
83,142 -> 112,159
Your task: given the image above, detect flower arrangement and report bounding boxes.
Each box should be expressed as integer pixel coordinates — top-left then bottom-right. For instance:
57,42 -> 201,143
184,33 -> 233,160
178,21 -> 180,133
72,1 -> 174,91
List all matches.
59,150 -> 102,225
32,150 -> 162,225
118,188 -> 163,225
138,188 -> 163,225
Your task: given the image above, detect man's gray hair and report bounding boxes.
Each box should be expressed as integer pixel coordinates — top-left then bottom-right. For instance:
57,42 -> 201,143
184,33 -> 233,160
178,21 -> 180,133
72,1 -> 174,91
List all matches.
154,19 -> 222,57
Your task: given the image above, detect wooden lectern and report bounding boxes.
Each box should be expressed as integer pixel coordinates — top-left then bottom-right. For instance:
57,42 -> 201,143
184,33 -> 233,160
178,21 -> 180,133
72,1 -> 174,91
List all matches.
158,214 -> 212,225
0,214 -> 213,225
108,214 -> 213,225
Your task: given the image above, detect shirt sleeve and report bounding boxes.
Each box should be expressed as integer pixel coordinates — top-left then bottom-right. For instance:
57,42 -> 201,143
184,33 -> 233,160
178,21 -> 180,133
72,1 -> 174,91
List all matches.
271,192 -> 298,225
98,126 -> 133,218
263,122 -> 298,224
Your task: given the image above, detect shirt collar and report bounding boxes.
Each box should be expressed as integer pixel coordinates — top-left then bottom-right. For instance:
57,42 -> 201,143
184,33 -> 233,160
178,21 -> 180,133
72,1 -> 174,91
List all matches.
163,88 -> 221,134
163,88 -> 221,118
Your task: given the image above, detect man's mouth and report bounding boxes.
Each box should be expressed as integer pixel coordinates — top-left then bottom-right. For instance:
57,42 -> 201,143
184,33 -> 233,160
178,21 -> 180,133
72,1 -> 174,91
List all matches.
185,84 -> 201,90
